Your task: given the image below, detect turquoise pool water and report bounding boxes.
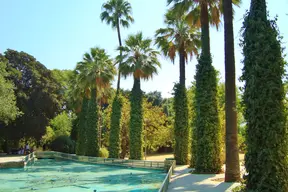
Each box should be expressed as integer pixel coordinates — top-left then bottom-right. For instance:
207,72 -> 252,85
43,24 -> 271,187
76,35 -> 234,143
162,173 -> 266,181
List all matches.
0,159 -> 166,192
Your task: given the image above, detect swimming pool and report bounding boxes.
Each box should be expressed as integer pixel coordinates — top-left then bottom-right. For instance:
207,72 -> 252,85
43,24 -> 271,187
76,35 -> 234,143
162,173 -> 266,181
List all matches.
0,158 -> 166,192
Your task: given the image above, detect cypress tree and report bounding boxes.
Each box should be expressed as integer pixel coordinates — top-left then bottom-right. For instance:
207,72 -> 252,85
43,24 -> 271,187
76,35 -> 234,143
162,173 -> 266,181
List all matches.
76,96 -> 89,156
108,94 -> 123,158
129,78 -> 143,160
194,54 -> 222,173
173,83 -> 189,165
85,88 -> 99,156
241,0 -> 288,190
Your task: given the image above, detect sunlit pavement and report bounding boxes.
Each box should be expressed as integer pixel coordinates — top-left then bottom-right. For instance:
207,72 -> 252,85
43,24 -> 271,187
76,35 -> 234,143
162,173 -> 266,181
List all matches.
167,165 -> 241,192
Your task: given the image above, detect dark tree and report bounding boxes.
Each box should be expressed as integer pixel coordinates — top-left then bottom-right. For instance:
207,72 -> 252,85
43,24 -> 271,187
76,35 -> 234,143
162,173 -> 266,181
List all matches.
0,49 -> 62,142
145,91 -> 163,106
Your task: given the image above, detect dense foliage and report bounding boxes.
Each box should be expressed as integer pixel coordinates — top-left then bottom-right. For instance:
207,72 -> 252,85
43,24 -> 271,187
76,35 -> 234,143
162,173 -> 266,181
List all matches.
143,98 -> 172,152
0,50 -> 63,142
0,60 -> 20,124
86,88 -> 99,156
50,135 -> 75,154
76,97 -> 89,155
103,92 -> 173,158
194,55 -> 222,173
129,79 -> 144,159
51,69 -> 74,111
108,94 -> 123,158
173,83 -> 189,165
41,112 -> 74,146
241,0 -> 288,190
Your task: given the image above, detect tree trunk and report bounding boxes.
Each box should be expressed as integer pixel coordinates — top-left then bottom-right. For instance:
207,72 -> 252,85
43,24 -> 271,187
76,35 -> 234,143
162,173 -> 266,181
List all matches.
200,2 -> 210,56
116,22 -> 122,93
129,77 -> 143,159
98,101 -> 102,148
224,0 -> 240,182
86,88 -> 99,156
179,48 -> 186,87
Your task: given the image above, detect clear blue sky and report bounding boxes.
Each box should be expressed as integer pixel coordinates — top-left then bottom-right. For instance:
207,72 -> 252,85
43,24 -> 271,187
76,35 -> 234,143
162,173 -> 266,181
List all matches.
1,0 -> 287,98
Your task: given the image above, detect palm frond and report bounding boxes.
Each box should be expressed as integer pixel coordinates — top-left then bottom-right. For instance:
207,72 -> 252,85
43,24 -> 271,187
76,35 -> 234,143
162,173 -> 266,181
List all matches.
100,0 -> 134,29
120,32 -> 161,80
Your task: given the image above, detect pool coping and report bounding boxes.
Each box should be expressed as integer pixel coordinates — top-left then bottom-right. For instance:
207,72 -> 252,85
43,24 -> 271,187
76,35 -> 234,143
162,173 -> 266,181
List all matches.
0,153 -> 35,169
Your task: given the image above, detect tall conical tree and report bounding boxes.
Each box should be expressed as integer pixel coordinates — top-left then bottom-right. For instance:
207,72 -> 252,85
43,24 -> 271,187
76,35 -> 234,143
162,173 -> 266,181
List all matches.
119,32 -> 160,160
241,0 -> 288,190
223,0 -> 240,182
100,0 -> 134,158
155,10 -> 201,165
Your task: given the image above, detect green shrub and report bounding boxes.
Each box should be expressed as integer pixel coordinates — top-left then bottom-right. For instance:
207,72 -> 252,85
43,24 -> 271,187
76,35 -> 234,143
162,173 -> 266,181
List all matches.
99,147 -> 109,158
50,135 -> 75,154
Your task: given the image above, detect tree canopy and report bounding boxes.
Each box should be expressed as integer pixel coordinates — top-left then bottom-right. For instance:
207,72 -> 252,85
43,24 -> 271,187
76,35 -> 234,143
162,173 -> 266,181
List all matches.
0,60 -> 20,124
0,49 -> 63,141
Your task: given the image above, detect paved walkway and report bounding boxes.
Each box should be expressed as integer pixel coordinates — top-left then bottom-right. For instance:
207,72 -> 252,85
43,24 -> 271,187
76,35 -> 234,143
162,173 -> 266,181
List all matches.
0,156 -> 25,163
167,166 -> 241,192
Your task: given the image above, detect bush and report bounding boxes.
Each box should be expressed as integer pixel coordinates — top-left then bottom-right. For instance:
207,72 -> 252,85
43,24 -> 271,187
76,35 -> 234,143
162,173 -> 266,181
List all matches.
99,147 -> 109,158
50,135 -> 75,154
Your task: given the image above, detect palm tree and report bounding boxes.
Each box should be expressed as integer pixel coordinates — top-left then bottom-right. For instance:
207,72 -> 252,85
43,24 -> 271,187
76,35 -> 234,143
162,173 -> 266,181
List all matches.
73,68 -> 91,156
76,47 -> 116,156
100,0 -> 134,158
119,32 -> 161,159
155,10 -> 201,87
168,0 -> 240,57
100,0 -> 134,92
223,0 -> 240,182
168,0 -> 240,173
155,10 -> 200,165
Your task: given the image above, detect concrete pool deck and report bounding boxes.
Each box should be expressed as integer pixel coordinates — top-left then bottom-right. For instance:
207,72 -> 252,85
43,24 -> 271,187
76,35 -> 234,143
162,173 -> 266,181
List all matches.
167,165 -> 241,192
0,156 -> 26,168
0,156 -> 25,163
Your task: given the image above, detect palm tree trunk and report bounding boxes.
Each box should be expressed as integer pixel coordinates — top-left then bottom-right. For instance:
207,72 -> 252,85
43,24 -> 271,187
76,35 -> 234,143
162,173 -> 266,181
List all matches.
200,2 -> 210,56
179,49 -> 186,87
116,22 -> 122,93
86,88 -> 99,156
130,77 -> 143,159
98,100 -> 102,148
224,0 -> 240,182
